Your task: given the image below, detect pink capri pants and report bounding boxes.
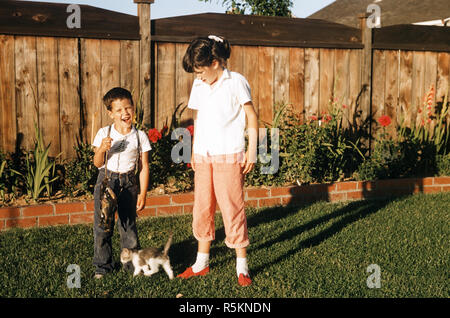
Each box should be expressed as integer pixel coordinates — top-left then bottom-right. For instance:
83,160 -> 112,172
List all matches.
192,152 -> 249,249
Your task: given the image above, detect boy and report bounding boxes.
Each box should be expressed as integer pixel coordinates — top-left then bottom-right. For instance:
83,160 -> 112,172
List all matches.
92,87 -> 151,278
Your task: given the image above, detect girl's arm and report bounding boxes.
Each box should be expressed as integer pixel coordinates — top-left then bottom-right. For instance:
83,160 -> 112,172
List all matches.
190,110 -> 197,171
136,151 -> 149,212
242,101 -> 258,174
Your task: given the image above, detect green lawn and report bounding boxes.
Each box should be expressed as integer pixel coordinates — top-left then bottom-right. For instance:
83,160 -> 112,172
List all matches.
0,192 -> 448,298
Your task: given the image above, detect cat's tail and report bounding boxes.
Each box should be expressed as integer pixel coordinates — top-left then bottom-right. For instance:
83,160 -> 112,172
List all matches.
163,232 -> 173,256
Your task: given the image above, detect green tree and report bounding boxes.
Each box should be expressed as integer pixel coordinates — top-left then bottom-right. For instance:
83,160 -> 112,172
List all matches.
200,0 -> 293,17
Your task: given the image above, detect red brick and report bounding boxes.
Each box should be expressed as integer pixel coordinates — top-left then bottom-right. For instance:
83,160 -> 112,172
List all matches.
245,199 -> 259,208
329,192 -> 346,202
6,217 -> 37,229
423,186 -> 442,194
147,196 -> 171,206
246,188 -> 269,198
0,220 -> 5,230
70,213 -> 94,225
0,207 -> 21,219
22,205 -> 53,217
259,198 -> 281,207
335,181 -> 357,192
442,185 -> 450,192
359,181 -> 375,191
270,187 -> 294,197
55,202 -> 85,214
422,177 -> 435,186
347,191 -> 364,200
183,204 -> 193,214
38,215 -> 69,227
171,193 -> 194,204
157,205 -> 183,216
85,201 -> 95,212
434,177 -> 450,185
139,207 -> 156,217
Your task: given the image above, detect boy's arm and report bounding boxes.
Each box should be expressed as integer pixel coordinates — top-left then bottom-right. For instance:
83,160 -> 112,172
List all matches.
136,151 -> 149,212
242,101 -> 258,174
93,137 -> 113,168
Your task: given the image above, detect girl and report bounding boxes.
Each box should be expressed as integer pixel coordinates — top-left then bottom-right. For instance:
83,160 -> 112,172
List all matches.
177,35 -> 258,287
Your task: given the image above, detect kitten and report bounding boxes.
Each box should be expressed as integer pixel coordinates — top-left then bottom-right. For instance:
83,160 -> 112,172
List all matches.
120,233 -> 174,279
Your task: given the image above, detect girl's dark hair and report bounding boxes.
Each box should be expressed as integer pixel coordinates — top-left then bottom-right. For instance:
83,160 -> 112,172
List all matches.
103,87 -> 133,111
183,36 -> 231,73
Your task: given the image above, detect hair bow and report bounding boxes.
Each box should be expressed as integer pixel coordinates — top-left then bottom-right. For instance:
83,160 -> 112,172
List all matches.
208,35 -> 224,43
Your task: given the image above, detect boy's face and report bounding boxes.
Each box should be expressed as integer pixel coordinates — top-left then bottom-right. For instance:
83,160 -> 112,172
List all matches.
108,98 -> 134,131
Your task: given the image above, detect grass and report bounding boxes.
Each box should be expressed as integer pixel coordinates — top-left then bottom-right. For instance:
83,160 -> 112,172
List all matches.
0,192 -> 448,298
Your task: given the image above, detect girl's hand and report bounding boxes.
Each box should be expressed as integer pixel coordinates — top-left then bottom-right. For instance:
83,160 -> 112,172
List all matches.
136,193 -> 146,212
241,150 -> 255,174
190,153 -> 195,171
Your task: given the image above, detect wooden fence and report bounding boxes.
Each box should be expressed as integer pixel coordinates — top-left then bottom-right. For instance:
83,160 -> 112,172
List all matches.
0,1 -> 449,160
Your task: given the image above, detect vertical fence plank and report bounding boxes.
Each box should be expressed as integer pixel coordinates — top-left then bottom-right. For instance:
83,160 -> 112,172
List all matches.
411,51 -> 426,127
100,40 -> 120,127
156,43 -> 176,129
348,49 -> 362,128
399,50 -> 413,127
334,49 -> 350,116
304,48 -> 320,120
273,47 -> 290,109
37,37 -> 60,157
289,48 -> 304,123
120,40 -> 140,110
319,48 -> 335,116
228,45 -> 244,75
436,52 -> 449,110
0,35 -> 16,153
384,50 -> 399,136
58,38 -> 80,160
258,46 -> 274,126
371,49 -> 386,136
15,36 -> 38,151
80,38 -> 102,144
175,42 -> 194,127
243,46 -> 260,118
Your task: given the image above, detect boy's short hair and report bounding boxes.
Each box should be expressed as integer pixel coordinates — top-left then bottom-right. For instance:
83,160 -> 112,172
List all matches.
103,87 -> 134,111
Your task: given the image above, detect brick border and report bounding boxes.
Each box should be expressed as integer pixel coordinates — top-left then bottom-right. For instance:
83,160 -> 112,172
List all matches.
1,176 -> 449,231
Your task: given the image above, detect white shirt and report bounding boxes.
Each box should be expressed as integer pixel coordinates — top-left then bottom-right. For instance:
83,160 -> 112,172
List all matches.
92,124 -> 151,173
188,69 -> 252,156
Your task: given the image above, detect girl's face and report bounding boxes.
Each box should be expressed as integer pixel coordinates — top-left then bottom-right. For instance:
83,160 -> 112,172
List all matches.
194,60 -> 223,86
108,98 -> 134,133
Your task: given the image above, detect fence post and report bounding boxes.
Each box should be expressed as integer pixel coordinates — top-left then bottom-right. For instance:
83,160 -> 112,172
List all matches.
134,0 -> 154,126
358,13 -> 374,153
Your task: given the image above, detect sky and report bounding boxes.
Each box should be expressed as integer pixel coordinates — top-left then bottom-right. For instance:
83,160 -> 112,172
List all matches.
19,0 -> 336,19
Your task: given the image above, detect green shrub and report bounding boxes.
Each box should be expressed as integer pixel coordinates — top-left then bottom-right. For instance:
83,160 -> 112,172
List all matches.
436,153 -> 450,176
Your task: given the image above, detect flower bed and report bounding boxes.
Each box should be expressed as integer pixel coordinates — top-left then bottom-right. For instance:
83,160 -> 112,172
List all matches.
1,176 -> 449,231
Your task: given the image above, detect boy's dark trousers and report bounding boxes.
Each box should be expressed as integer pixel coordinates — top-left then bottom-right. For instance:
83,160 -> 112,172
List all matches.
93,169 -> 140,275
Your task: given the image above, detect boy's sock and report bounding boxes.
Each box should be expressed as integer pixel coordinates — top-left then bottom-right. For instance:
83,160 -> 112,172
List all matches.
236,257 -> 249,277
192,252 -> 209,273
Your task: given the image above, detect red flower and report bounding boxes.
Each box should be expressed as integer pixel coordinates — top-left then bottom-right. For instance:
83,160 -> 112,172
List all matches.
148,128 -> 162,143
187,125 -> 194,136
186,163 -> 192,169
377,115 -> 391,127
310,116 -> 318,121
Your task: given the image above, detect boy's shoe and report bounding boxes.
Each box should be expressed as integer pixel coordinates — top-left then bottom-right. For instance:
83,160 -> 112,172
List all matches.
177,266 -> 209,279
238,273 -> 252,286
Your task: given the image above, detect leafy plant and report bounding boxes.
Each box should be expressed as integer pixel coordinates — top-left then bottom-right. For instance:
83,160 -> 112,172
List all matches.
12,124 -> 61,200
63,141 -> 97,196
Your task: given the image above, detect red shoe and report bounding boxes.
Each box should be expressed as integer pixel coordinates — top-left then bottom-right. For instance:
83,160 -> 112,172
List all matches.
238,273 -> 252,286
177,266 -> 209,279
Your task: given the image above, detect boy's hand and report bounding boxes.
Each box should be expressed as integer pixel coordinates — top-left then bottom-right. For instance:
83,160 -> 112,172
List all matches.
136,193 -> 146,212
241,150 -> 255,174
99,137 -> 113,153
